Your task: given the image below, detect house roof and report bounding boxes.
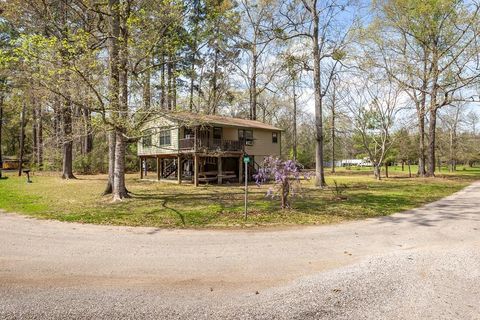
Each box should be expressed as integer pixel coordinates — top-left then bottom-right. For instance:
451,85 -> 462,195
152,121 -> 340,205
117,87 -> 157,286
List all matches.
162,112 -> 282,131
2,156 -> 20,161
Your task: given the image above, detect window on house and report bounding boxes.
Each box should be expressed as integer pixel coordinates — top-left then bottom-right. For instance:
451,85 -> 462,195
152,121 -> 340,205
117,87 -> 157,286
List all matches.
239,129 -> 254,145
142,131 -> 152,148
213,127 -> 222,140
184,128 -> 193,138
272,132 -> 278,144
159,130 -> 171,146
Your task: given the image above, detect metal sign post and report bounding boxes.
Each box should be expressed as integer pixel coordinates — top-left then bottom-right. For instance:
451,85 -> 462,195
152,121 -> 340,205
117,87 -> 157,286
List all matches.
243,155 -> 250,221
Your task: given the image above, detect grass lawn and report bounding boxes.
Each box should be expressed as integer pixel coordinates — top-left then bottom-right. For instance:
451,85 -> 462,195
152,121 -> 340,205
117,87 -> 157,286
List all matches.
0,165 -> 479,228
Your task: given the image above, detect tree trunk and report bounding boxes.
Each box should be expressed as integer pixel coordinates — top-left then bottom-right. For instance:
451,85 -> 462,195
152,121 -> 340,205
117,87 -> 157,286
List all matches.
197,67 -> 204,113
281,181 -> 290,209
312,12 -> 326,187
160,53 -> 166,109
211,43 -> 219,115
188,0 -> 201,112
18,103 -> 26,177
53,99 -> 62,150
167,56 -> 173,110
32,103 -> 37,165
172,57 -> 177,110
292,81 -> 297,162
426,47 -> 439,177
450,120 -> 457,172
106,0 -> 120,194
62,138 -> 74,178
417,113 -> 426,176
426,107 -> 437,177
111,0 -> 130,201
112,129 -> 128,201
103,130 -> 116,195
61,100 -> 76,179
385,162 -> 389,178
416,46 -> 428,177
83,109 -> 93,154
374,164 -> 381,180
36,105 -> 43,169
331,82 -> 336,173
250,45 -> 257,120
0,94 -> 3,178
143,57 -> 151,110
189,43 -> 196,112
449,130 -> 454,172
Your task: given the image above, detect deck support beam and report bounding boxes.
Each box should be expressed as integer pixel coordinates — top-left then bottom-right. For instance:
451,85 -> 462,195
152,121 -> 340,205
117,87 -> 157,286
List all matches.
239,155 -> 243,184
144,158 -> 148,177
140,157 -> 144,179
217,156 -> 223,184
194,154 -> 199,187
156,156 -> 161,181
177,155 -> 182,184
161,158 -> 164,179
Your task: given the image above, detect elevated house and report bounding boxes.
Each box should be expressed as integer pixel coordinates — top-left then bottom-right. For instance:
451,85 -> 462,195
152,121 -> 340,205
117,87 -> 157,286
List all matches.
137,112 -> 282,186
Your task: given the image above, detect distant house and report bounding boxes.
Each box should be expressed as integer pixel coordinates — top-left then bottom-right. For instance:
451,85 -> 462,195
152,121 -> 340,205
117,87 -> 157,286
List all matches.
137,112 -> 282,186
339,159 -> 363,167
336,158 -> 372,167
1,156 -> 21,170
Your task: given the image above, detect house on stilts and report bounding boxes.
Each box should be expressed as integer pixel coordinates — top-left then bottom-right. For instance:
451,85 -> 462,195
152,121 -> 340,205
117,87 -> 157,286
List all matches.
137,112 -> 282,186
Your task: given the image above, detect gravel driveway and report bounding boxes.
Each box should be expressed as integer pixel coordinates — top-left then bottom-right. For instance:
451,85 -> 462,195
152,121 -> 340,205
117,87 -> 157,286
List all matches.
1,182 -> 479,319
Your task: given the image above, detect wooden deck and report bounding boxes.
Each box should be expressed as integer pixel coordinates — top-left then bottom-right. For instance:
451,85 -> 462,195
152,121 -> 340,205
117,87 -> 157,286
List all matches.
179,138 -> 243,152
139,154 -> 243,187
198,171 -> 237,183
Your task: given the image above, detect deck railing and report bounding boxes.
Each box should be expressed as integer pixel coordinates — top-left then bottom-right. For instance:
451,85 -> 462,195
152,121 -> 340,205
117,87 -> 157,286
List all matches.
179,138 -> 242,152
179,138 -> 195,150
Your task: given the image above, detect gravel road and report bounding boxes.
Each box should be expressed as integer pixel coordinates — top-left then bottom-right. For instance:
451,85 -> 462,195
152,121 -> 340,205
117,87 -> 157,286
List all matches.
1,182 -> 479,319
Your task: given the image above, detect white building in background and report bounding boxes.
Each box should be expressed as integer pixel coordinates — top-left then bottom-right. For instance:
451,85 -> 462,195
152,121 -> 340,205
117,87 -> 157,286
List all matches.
335,158 -> 373,167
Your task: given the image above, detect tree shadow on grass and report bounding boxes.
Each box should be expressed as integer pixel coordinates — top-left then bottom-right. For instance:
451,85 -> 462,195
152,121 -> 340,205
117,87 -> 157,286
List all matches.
161,197 -> 185,226
132,192 -> 229,202
294,191 -> 425,221
135,194 -> 228,227
105,181 -> 480,228
73,177 -> 108,182
129,188 -> 265,203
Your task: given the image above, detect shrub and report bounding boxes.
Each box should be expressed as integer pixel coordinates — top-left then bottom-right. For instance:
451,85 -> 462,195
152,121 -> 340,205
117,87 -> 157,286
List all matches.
254,156 -> 310,209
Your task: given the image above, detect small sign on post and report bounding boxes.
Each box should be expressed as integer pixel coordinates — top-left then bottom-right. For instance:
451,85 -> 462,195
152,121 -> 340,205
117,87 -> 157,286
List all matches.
243,155 -> 250,220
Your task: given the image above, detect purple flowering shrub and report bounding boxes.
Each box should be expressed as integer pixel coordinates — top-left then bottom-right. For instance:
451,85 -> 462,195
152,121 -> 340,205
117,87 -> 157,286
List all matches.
253,156 -> 310,209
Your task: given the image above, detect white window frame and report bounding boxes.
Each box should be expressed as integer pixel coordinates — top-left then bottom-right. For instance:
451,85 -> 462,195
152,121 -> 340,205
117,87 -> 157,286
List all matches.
159,130 -> 171,146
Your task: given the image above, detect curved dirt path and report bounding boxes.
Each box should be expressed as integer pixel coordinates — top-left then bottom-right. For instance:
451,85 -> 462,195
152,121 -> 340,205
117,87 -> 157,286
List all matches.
1,182 -> 480,319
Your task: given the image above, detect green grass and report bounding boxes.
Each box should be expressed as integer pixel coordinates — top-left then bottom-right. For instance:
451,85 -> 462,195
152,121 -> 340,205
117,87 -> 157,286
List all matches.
0,165 -> 479,228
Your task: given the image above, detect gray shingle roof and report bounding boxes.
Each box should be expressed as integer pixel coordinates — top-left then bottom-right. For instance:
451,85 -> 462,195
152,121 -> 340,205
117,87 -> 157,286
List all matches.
162,111 -> 282,131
